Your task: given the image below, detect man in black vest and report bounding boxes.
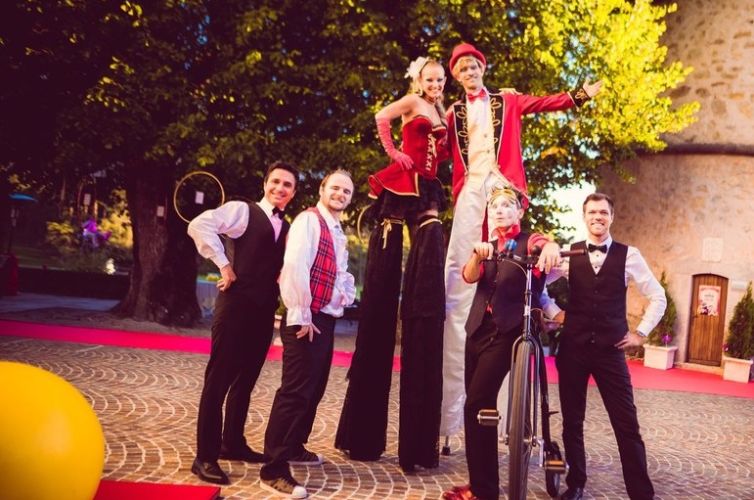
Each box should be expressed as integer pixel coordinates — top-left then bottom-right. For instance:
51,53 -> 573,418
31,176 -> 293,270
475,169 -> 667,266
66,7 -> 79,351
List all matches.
187,161 -> 298,485
443,186 -> 560,500
260,170 -> 356,498
547,192 -> 666,500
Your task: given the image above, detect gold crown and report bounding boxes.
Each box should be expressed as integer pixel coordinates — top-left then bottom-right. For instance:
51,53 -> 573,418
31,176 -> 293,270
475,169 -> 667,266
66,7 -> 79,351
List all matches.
487,185 -> 523,205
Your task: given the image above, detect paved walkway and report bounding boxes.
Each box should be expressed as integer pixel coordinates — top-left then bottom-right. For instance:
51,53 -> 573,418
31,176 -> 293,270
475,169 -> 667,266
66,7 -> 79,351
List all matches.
1,294 -> 753,498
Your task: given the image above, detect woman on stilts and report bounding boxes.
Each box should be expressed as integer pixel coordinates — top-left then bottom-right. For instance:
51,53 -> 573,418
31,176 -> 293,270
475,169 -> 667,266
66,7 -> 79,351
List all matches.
335,56 -> 448,472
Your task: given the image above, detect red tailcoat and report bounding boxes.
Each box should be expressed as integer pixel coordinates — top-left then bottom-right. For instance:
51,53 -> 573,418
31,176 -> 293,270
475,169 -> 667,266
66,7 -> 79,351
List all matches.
446,91 -> 576,207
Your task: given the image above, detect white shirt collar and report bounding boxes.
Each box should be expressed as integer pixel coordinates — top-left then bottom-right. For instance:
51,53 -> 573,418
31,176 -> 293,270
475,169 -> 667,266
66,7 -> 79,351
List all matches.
586,235 -> 612,250
257,197 -> 276,218
316,201 -> 341,229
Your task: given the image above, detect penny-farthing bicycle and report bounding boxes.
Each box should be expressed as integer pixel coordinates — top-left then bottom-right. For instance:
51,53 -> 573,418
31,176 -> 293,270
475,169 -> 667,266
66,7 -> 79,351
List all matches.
477,246 -> 584,499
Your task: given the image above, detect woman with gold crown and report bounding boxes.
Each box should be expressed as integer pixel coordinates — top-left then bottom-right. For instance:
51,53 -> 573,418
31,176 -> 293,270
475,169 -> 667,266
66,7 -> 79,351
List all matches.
335,56 -> 448,472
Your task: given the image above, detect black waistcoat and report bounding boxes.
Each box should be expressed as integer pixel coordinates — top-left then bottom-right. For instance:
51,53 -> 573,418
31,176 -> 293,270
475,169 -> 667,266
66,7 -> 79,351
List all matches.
465,232 -> 546,337
562,240 -> 629,346
216,203 -> 289,311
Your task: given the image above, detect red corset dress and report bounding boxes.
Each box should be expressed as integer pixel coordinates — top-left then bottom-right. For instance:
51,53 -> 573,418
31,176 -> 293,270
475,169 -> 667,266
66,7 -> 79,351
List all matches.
368,115 -> 448,199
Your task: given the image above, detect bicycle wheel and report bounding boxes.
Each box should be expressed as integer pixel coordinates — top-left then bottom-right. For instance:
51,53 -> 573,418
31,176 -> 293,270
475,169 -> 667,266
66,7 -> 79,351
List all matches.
508,340 -> 533,500
545,442 -> 563,497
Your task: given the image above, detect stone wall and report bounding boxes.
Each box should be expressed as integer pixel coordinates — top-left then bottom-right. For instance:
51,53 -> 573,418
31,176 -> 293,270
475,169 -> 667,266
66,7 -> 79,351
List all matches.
600,155 -> 754,362
663,0 -> 754,147
596,1 -> 754,364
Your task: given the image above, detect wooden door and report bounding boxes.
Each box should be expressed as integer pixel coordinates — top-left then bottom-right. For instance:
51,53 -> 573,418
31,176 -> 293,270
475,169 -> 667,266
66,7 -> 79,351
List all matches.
687,274 -> 728,366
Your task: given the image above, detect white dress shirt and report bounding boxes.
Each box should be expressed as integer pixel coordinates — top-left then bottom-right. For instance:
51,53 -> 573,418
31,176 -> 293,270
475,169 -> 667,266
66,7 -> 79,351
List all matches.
543,236 -> 667,336
280,202 -> 356,326
187,198 -> 282,270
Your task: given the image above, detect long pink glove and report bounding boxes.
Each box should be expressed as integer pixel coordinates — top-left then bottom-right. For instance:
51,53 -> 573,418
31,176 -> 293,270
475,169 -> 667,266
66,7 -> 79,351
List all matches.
376,118 -> 413,170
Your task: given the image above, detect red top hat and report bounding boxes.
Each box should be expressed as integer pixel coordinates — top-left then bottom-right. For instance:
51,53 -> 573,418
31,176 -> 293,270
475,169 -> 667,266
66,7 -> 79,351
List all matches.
449,42 -> 487,72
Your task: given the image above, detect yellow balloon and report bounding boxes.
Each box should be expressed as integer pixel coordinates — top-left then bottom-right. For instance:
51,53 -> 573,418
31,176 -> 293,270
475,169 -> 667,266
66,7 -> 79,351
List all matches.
0,361 -> 105,500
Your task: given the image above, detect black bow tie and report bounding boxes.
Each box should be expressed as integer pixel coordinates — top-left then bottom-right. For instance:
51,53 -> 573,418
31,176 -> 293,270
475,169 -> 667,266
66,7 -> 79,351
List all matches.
587,243 -> 607,253
272,207 -> 285,219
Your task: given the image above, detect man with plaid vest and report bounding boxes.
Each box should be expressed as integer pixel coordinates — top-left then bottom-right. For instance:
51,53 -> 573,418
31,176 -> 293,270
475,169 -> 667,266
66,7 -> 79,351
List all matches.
260,169 -> 356,499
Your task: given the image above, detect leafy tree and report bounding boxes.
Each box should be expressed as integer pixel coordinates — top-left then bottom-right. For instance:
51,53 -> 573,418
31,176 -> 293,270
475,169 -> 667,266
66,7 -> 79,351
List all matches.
646,271 -> 677,346
725,284 -> 754,360
1,0 -> 698,325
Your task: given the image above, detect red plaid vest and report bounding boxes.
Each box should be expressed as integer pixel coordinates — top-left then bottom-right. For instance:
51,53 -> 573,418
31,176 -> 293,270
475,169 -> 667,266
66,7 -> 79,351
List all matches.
308,208 -> 338,313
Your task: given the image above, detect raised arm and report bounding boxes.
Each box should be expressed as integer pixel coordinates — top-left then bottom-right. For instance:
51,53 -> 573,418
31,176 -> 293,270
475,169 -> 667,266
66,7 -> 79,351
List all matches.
518,78 -> 603,114
375,94 -> 421,170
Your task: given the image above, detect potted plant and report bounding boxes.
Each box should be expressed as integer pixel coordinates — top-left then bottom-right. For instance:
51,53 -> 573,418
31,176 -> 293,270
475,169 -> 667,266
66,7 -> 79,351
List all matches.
722,283 -> 754,383
643,272 -> 678,370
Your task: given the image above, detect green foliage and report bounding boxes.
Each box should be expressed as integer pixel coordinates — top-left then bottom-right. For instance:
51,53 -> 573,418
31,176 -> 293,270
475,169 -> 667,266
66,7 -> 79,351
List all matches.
725,283 -> 754,360
2,0 -> 698,231
97,189 -> 133,251
647,271 -> 678,346
44,198 -> 133,271
45,220 -> 78,252
347,233 -> 368,299
2,1 -> 700,322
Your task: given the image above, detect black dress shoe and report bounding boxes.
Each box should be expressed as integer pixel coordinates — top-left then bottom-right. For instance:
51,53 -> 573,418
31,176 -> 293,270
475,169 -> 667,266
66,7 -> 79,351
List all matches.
560,486 -> 584,500
191,458 -> 230,485
219,445 -> 269,463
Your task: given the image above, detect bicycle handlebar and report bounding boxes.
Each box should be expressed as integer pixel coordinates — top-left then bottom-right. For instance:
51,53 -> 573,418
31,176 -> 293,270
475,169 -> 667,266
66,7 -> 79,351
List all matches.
482,246 -> 586,264
558,248 -> 587,258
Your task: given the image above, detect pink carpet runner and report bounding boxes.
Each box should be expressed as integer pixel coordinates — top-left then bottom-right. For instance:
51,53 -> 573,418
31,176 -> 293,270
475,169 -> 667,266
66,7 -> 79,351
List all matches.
1,319 -> 751,398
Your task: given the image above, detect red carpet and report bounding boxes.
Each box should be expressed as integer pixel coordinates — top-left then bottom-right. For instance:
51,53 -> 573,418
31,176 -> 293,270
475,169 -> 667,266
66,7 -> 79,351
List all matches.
0,319 -> 748,398
94,480 -> 219,499
543,356 -> 754,399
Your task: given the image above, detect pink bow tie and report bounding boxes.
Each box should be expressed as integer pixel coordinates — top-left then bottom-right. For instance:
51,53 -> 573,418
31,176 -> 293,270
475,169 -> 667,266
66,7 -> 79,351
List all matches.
467,88 -> 487,103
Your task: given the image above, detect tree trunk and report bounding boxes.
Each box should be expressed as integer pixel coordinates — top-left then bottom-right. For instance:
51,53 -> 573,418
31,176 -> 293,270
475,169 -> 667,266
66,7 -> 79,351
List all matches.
114,164 -> 201,327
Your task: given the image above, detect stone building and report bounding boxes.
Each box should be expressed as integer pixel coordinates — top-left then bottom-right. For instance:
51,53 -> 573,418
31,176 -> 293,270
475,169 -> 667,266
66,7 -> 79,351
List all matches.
598,0 -> 754,367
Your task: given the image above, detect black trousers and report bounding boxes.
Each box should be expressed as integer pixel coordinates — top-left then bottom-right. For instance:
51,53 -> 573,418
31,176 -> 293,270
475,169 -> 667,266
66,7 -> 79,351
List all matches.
398,219 -> 445,469
196,297 -> 275,461
335,220 -> 403,458
464,314 -> 517,500
556,341 -> 654,500
260,312 -> 335,479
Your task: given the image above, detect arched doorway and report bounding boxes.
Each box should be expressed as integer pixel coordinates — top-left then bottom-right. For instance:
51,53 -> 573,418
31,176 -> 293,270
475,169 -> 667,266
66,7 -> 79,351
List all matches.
687,274 -> 728,366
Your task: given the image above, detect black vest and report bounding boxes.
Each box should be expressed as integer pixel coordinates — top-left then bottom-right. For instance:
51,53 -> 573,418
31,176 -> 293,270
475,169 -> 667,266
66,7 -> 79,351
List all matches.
465,232 -> 546,337
216,203 -> 289,311
562,240 -> 629,346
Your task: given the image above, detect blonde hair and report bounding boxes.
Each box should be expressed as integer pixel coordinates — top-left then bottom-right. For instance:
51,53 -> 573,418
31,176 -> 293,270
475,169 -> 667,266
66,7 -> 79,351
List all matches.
320,169 -> 353,189
451,55 -> 484,80
405,58 -> 447,125
407,58 -> 444,95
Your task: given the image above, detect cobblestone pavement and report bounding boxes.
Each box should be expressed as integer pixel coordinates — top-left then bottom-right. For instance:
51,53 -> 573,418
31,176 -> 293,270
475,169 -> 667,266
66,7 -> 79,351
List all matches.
1,335 -> 752,499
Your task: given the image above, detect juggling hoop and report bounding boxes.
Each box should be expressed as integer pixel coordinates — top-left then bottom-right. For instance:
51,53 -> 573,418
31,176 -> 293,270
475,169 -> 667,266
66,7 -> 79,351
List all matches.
173,171 -> 225,223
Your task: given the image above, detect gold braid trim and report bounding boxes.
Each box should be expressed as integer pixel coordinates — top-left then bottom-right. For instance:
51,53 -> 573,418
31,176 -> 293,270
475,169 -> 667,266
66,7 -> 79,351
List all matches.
380,218 -> 404,249
418,217 -> 441,229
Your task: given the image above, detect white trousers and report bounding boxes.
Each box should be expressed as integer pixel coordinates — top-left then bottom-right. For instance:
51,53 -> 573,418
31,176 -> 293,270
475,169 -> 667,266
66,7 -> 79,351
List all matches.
440,173 -> 508,437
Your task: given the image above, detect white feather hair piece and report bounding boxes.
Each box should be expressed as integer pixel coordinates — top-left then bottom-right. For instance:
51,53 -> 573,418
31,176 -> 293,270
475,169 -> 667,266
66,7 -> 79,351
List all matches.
404,56 -> 429,80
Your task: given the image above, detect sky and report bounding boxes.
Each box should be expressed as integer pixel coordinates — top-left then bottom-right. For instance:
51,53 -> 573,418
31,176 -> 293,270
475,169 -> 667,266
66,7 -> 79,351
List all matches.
549,182 -> 594,241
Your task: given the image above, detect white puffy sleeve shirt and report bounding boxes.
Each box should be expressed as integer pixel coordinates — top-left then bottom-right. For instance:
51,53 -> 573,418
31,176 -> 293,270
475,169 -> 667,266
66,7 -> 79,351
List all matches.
186,201 -> 251,270
280,202 -> 356,326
